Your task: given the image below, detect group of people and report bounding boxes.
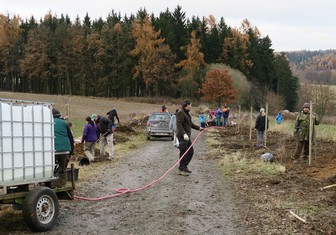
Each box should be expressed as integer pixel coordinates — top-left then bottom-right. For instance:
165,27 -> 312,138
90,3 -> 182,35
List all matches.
81,109 -> 120,162
197,105 -> 232,128
215,105 -> 230,127
254,103 -> 319,164
52,107 -> 120,188
53,99 -> 319,187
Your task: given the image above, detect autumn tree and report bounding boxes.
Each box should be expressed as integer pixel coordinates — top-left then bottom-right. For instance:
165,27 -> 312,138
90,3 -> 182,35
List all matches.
176,30 -> 206,98
208,63 -> 252,108
219,24 -> 252,76
19,25 -> 52,93
199,69 -> 238,106
130,15 -> 175,96
0,14 -> 21,91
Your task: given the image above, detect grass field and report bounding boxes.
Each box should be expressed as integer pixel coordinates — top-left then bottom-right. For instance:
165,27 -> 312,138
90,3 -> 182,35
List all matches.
1,91 -> 335,140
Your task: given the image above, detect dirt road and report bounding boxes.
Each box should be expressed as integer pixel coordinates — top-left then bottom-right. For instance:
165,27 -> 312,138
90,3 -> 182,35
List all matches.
1,129 -> 243,234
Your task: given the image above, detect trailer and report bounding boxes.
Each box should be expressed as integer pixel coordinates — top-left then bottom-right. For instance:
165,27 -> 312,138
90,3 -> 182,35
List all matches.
0,98 -> 74,232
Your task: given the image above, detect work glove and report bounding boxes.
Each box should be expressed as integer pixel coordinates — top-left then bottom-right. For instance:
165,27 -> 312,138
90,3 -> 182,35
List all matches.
183,134 -> 189,141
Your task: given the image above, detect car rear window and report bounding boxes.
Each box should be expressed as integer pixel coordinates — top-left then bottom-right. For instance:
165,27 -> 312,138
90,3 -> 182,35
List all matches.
149,113 -> 171,122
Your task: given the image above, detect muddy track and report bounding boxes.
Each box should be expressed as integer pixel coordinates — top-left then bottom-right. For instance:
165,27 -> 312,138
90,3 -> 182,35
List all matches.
1,130 -> 244,234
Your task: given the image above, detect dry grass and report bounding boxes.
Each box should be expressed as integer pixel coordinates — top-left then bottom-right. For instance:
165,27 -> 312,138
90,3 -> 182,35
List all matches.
0,92 -> 178,121
206,130 -> 286,178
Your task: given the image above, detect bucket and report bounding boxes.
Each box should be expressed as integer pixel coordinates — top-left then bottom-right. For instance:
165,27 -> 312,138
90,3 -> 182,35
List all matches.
79,157 -> 90,166
261,153 -> 274,162
66,168 -> 79,181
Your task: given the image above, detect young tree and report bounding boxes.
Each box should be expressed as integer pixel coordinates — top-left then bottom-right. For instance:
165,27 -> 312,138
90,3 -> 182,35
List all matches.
199,69 -> 238,106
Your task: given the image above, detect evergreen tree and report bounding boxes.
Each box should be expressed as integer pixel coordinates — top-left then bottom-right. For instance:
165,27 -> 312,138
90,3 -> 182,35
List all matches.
274,53 -> 299,111
171,5 -> 188,61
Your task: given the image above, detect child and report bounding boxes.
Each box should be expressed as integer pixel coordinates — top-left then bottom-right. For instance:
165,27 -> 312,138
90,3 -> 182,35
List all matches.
199,112 -> 207,128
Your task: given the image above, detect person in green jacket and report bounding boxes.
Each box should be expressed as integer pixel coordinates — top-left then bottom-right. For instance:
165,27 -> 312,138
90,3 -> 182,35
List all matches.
53,108 -> 74,187
293,103 -> 319,164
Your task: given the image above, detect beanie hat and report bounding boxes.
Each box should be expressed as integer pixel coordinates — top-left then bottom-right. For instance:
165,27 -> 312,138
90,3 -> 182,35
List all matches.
52,108 -> 61,117
303,103 -> 310,109
182,99 -> 191,107
91,113 -> 97,119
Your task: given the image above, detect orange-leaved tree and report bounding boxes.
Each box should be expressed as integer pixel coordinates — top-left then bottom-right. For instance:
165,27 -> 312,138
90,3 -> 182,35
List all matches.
199,69 -> 238,106
129,16 -> 175,96
176,30 -> 206,98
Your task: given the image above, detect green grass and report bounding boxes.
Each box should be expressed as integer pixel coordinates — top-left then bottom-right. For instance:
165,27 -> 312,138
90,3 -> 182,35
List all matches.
206,130 -> 286,179
316,124 -> 336,141
68,118 -> 86,139
267,117 -> 336,141
115,132 -> 147,154
218,151 -> 286,178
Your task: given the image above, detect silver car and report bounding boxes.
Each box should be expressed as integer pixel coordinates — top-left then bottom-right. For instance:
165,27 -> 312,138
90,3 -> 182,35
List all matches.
146,112 -> 173,140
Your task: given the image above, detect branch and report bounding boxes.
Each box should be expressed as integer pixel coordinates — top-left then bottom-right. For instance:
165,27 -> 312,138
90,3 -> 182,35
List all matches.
320,184 -> 336,191
289,210 -> 307,223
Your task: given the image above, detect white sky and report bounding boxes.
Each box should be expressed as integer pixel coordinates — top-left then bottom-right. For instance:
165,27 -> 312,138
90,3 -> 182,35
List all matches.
1,0 -> 335,52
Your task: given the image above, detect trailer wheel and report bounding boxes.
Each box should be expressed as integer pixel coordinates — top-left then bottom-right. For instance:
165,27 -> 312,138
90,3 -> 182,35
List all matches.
22,187 -> 59,232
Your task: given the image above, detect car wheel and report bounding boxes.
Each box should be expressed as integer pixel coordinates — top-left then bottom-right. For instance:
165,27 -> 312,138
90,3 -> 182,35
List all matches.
22,187 -> 59,232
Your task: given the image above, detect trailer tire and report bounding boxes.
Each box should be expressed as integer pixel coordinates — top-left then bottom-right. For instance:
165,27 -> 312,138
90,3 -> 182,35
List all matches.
22,187 -> 59,232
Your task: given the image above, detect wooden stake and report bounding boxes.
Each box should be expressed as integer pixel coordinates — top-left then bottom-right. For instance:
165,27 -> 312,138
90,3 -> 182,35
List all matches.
249,106 -> 253,142
308,101 -> 313,165
289,210 -> 307,223
320,184 -> 336,191
265,102 -> 268,147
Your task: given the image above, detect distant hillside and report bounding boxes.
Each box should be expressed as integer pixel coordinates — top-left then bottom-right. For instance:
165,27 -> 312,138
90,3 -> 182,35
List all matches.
285,50 -> 336,84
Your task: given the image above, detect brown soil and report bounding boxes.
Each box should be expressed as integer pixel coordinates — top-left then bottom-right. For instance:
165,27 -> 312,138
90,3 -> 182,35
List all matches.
210,126 -> 336,234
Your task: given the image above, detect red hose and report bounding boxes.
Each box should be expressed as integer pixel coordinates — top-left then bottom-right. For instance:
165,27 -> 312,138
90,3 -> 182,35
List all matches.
74,127 -> 220,201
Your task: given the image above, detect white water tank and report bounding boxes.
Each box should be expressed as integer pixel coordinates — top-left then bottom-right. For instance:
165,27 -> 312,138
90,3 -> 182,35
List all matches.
0,99 -> 55,186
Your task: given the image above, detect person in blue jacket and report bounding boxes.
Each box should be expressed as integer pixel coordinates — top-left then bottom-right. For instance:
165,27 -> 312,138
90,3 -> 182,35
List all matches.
215,107 -> 223,126
276,112 -> 283,124
199,112 -> 207,128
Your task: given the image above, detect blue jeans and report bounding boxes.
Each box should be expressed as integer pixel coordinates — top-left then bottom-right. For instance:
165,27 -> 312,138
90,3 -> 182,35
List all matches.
216,118 -> 221,126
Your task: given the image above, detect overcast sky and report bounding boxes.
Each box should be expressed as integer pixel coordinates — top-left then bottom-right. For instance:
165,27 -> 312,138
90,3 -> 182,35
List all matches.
1,0 -> 335,52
